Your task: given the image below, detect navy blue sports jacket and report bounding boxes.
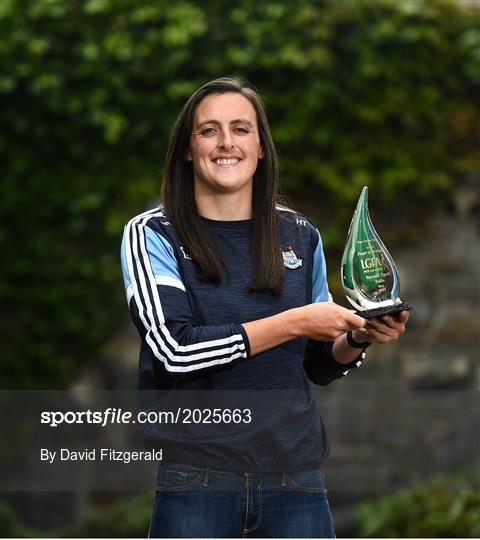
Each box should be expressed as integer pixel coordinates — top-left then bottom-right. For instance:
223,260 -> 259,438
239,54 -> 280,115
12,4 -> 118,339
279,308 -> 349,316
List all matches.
121,206 -> 363,471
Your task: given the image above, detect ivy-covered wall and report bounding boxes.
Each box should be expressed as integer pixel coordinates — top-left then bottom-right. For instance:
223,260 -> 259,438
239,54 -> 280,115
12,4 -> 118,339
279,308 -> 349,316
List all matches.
1,0 -> 478,387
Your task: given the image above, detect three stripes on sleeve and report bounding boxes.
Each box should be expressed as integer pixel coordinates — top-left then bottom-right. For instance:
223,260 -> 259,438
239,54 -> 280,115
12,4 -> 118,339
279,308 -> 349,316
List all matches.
121,209 -> 249,377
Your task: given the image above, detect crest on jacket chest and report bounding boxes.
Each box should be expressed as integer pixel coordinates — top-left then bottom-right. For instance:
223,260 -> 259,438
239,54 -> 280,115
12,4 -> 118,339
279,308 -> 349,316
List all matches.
282,246 -> 303,269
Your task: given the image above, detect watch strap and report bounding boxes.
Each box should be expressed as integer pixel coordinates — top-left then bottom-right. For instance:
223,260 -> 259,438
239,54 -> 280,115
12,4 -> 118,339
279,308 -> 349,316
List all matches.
347,330 -> 371,349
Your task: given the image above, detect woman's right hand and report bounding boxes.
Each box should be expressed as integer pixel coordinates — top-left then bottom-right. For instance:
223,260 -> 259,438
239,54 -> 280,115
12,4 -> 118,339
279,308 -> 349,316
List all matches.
297,302 -> 366,341
242,301 -> 367,357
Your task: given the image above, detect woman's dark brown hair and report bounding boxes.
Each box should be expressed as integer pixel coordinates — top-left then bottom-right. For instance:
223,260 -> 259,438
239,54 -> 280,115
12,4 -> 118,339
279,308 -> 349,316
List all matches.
161,77 -> 284,294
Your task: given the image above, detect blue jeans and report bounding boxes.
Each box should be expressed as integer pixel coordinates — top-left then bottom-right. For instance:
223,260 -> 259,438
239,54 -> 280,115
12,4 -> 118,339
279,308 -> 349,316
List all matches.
149,462 -> 335,538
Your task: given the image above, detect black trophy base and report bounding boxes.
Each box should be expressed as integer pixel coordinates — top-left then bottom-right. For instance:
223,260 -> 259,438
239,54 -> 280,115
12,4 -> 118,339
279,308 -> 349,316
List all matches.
355,302 -> 414,319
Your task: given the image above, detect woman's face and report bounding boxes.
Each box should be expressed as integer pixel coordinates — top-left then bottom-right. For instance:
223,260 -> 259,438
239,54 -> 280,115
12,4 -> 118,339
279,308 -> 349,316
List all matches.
187,92 -> 264,197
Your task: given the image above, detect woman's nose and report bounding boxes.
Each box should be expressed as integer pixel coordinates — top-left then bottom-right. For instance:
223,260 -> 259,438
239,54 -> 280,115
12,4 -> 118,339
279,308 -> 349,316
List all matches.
218,130 -> 234,150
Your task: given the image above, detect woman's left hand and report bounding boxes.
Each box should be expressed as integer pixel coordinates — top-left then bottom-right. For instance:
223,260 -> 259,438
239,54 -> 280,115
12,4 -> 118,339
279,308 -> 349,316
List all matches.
352,309 -> 409,344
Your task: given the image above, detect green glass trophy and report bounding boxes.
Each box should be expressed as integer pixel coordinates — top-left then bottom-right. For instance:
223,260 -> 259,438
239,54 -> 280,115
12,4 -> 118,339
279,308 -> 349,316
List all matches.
341,186 -> 413,318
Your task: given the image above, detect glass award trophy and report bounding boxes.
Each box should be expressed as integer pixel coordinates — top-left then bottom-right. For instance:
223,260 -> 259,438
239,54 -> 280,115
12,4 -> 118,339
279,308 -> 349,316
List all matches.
341,186 -> 413,318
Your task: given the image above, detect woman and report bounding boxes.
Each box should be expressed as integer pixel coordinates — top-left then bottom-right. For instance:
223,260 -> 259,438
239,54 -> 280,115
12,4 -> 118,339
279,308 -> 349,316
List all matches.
121,77 -> 408,538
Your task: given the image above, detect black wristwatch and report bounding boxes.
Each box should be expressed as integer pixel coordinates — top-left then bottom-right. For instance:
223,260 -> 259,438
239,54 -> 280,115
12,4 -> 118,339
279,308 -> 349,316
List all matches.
346,330 -> 371,349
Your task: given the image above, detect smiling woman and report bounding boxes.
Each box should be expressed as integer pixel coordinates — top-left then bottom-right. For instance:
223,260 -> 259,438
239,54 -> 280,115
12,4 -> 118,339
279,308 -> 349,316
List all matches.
120,77 -> 408,538
160,78 -> 284,293
186,92 -> 264,213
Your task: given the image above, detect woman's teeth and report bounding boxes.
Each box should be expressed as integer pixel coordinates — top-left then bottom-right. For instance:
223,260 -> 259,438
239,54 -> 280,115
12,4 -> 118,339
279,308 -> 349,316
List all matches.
214,158 -> 239,165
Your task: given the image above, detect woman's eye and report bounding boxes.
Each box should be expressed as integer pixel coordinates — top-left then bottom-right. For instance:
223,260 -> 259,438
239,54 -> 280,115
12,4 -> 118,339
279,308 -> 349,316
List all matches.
200,127 -> 216,136
234,127 -> 249,135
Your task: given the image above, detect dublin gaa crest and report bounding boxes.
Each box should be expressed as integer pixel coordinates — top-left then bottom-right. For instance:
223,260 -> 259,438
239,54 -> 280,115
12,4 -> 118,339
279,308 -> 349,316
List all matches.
282,246 -> 303,269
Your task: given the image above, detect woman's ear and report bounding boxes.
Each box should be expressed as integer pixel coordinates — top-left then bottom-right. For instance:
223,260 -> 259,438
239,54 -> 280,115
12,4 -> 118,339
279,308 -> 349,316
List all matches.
258,146 -> 264,159
185,149 -> 192,161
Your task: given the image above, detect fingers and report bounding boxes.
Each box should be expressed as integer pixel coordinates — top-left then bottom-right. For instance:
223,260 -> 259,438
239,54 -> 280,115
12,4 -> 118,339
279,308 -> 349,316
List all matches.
373,315 -> 398,329
366,314 -> 406,343
327,305 -> 366,339
396,310 -> 410,323
335,313 -> 366,337
364,327 -> 392,343
379,315 -> 396,328
347,312 -> 367,330
371,309 -> 409,328
306,302 -> 408,343
336,303 -> 409,345
393,299 -> 409,322
367,319 -> 403,335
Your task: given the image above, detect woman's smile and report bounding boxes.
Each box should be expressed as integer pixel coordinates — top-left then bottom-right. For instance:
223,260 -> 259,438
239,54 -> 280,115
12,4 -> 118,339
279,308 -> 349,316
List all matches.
211,156 -> 241,166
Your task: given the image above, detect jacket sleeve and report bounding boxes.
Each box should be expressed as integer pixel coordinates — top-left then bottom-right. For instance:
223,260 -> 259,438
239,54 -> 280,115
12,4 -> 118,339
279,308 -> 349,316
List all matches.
303,227 -> 364,386
121,213 -> 250,379
304,340 -> 364,386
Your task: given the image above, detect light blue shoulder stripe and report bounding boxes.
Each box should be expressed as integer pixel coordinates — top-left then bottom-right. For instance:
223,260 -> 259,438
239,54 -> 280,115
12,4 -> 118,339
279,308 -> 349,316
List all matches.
121,224 -> 184,303
143,226 -> 182,285
312,228 -> 331,303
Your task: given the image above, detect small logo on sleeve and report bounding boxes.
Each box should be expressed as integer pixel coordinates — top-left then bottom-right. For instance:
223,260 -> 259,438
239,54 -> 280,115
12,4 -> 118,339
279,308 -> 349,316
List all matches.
282,246 -> 303,269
